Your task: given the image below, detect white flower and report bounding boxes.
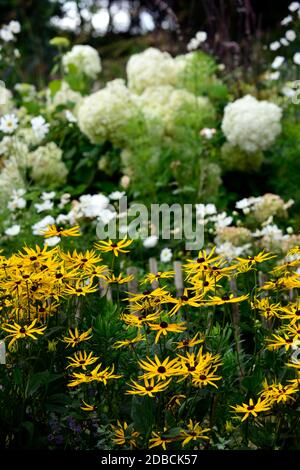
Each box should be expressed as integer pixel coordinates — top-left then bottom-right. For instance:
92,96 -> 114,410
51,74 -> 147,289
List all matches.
187,31 -> 207,51
62,45 -> 101,79
269,41 -> 280,51
126,48 -> 179,94
58,193 -> 71,209
286,29 -> 296,41
196,203 -> 216,219
160,247 -> 173,263
271,56 -> 285,69
97,209 -> 116,225
143,235 -> 158,248
216,242 -> 250,261
221,95 -> 282,153
8,21 -> 21,34
210,212 -> 233,229
280,38 -> 289,46
109,191 -> 125,201
0,114 -> 18,133
65,110 -> 77,123
77,194 -> 109,219
4,224 -> 20,236
293,52 -> 300,65
28,142 -> 68,186
289,2 -> 300,12
281,15 -> 293,25
200,127 -> 216,139
31,116 -> 49,141
41,191 -> 56,201
32,215 -> 55,235
268,71 -> 280,80
56,213 -> 69,225
287,226 -> 294,234
7,189 -> 26,211
0,28 -> 14,42
34,200 -> 54,213
44,236 -> 61,247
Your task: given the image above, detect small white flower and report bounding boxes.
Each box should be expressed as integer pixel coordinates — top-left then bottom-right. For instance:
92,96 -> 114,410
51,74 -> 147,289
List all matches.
160,247 -> 173,263
34,200 -> 54,213
200,127 -> 216,139
269,41 -> 281,51
41,191 -> 56,201
280,37 -> 289,46
271,56 -> 285,69
109,191 -> 125,201
187,31 -> 207,50
56,213 -> 69,225
0,114 -> 18,134
65,110 -> 77,123
293,52 -> 300,65
44,236 -> 61,247
288,2 -> 300,12
8,21 -> 21,34
281,15 -> 293,25
0,28 -> 14,42
58,193 -> 71,209
287,226 -> 294,234
286,29 -> 296,41
32,215 -> 55,235
267,71 -> 280,80
143,235 -> 158,248
4,224 -> 20,236
31,115 -> 49,140
243,207 -> 250,215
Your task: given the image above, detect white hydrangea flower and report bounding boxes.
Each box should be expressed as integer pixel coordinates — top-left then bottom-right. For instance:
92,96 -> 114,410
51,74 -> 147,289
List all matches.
143,235 -> 158,248
44,236 -> 61,247
77,79 -> 140,144
62,45 -> 101,79
0,85 -> 13,116
221,95 -> 282,153
160,247 -> 173,263
4,224 -> 20,236
28,142 -> 68,186
126,48 -> 179,94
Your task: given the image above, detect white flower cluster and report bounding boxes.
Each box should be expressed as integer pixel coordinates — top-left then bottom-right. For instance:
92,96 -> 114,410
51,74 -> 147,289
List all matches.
221,95 -> 282,153
0,21 -> 21,42
49,81 -> 82,110
62,45 -> 101,79
139,85 -> 214,135
126,48 -> 180,94
187,31 -> 207,51
0,85 -> 13,115
235,193 -> 293,222
28,142 -> 68,186
77,79 -> 140,144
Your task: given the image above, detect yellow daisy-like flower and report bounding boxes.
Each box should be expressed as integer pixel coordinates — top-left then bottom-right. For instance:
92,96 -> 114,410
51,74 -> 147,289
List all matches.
148,320 -> 186,343
94,238 -> 132,257
251,298 -> 281,319
142,271 -> 175,285
126,377 -> 172,397
180,420 -> 210,447
236,251 -> 276,265
260,381 -> 298,404
191,367 -> 222,389
167,288 -> 204,316
278,303 -> 300,324
63,327 -> 93,347
63,280 -> 98,296
1,319 -> 46,348
111,421 -> 140,448
104,273 -> 134,285
175,332 -> 204,349
205,293 -> 249,306
43,224 -> 81,238
139,355 -> 181,381
266,333 -> 295,351
149,428 -> 178,450
113,334 -> 145,349
68,363 -> 121,387
66,350 -> 99,370
231,397 -> 271,421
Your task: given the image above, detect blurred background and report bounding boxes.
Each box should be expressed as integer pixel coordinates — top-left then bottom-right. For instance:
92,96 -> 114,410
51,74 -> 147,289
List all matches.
0,0 -> 290,85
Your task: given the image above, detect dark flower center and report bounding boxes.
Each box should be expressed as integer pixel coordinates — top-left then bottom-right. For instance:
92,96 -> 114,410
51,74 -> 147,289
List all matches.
145,386 -> 154,391
222,295 -> 230,301
30,256 -> 37,261
157,366 -> 166,374
197,257 -> 205,263
19,327 -> 26,334
143,290 -> 151,296
181,295 -> 188,301
199,374 -> 207,380
247,405 -> 255,411
160,321 -> 168,329
56,273 -> 63,279
76,288 -> 83,293
187,365 -> 196,372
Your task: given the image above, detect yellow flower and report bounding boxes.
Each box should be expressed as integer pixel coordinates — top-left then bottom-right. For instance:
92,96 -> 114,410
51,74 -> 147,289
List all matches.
2,319 -> 46,348
104,273 -> 134,285
80,400 -> 97,412
63,327 -> 93,347
205,293 -> 249,306
66,350 -> 99,370
120,311 -> 160,329
68,363 -> 121,387
139,355 -> 181,381
180,420 -> 210,447
149,428 -> 178,450
251,298 -> 280,319
111,421 -> 140,448
63,280 -> 98,296
231,397 -> 271,421
167,288 -> 204,316
95,238 -> 132,257
126,377 -> 172,397
278,303 -> 300,324
236,251 -> 276,265
260,381 -> 298,404
43,224 -> 81,238
175,332 -> 204,349
266,333 -> 295,351
142,271 -> 175,285
113,334 -> 145,349
191,367 -> 222,389
148,320 -> 186,343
